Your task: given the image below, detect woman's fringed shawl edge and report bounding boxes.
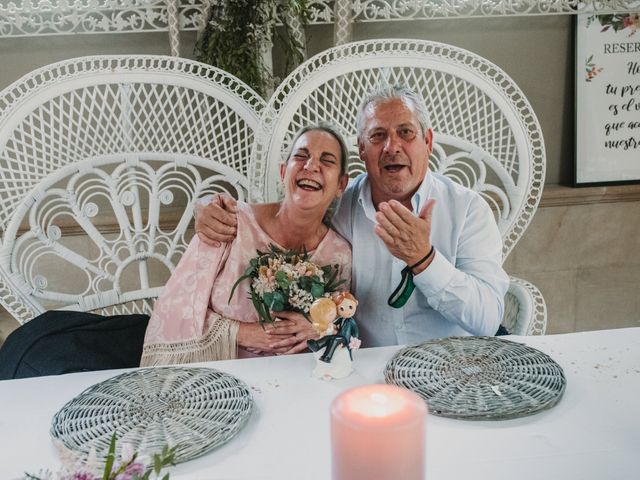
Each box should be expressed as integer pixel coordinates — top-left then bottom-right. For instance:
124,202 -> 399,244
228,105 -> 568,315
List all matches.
140,312 -> 239,366
140,236 -> 233,366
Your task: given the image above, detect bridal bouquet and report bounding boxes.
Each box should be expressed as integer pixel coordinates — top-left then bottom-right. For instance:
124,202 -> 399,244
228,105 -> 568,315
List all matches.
229,244 -> 346,324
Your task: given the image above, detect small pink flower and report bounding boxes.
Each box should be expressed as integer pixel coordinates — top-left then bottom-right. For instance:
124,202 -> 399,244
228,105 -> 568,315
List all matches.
349,337 -> 361,350
70,472 -> 97,480
114,461 -> 145,479
623,15 -> 634,28
125,462 -> 145,475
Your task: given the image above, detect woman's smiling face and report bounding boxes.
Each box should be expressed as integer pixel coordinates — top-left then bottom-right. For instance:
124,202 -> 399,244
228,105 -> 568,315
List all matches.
280,129 -> 348,213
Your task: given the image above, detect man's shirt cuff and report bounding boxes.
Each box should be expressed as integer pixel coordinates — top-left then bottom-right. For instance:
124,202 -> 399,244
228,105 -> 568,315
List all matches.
412,250 -> 457,298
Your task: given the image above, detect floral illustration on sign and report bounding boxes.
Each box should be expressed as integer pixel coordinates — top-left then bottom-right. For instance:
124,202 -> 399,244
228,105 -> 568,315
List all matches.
585,55 -> 603,82
587,13 -> 640,37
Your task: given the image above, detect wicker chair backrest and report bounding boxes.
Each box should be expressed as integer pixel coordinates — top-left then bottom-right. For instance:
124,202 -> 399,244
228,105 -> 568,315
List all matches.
0,56 -> 265,323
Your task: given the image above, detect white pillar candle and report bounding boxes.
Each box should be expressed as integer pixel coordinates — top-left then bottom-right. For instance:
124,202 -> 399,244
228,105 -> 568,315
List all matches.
330,384 -> 427,480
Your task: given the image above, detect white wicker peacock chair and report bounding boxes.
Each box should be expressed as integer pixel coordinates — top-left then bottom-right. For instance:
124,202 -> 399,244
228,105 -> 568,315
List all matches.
0,56 -> 265,324
249,39 -> 547,335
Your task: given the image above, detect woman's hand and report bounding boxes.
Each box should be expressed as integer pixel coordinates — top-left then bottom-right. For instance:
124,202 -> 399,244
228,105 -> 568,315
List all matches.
265,311 -> 321,354
237,321 -> 296,354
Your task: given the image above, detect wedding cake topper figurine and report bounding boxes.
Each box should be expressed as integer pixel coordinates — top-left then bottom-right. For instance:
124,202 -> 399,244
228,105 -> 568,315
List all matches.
307,292 -> 361,380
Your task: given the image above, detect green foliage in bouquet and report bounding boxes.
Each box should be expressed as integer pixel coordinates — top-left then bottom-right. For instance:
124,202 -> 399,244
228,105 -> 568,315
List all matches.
228,244 -> 346,324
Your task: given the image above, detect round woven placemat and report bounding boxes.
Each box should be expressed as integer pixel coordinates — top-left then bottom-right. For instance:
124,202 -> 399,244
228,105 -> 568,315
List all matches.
51,367 -> 253,463
384,336 -> 566,420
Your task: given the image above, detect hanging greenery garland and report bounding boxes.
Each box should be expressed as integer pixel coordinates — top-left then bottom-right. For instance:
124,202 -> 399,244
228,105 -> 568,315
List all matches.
195,0 -> 309,98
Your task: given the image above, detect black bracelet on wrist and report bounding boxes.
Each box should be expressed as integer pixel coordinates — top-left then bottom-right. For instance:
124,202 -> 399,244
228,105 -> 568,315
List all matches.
388,246 -> 435,309
408,245 -> 435,270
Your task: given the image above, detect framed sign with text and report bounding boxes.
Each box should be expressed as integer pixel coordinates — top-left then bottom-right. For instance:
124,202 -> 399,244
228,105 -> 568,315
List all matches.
575,12 -> 640,186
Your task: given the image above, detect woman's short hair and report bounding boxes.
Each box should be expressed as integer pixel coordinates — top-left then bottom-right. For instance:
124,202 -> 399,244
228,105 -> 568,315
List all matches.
285,123 -> 350,176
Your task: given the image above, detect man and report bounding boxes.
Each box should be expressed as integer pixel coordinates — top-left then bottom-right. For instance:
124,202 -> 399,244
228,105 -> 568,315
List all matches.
195,85 -> 509,349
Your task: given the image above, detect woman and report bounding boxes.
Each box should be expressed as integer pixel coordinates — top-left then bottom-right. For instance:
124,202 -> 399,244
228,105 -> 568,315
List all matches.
141,124 -> 352,366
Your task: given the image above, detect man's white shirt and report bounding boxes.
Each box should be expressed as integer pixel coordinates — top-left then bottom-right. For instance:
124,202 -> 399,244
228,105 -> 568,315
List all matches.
331,172 -> 510,347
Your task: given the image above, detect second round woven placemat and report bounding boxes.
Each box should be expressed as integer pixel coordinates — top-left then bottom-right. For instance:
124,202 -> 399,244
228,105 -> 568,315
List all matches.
384,336 -> 566,420
51,367 -> 253,463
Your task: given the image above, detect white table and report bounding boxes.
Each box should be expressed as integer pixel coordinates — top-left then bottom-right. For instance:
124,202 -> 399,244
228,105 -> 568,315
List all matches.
1,328 -> 639,480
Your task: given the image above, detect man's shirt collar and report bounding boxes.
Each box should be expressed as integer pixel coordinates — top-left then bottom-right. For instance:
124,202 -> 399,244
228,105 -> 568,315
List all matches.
358,171 -> 433,221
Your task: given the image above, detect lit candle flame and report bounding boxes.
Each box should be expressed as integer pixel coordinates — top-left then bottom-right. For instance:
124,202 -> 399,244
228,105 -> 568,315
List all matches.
349,390 -> 405,417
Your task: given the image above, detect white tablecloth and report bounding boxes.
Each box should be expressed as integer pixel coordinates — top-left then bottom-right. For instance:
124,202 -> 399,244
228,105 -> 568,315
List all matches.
1,328 -> 639,480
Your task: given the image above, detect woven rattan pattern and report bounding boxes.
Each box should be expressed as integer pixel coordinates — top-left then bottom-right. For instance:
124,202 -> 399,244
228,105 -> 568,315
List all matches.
385,337 -> 565,420
51,367 -> 253,463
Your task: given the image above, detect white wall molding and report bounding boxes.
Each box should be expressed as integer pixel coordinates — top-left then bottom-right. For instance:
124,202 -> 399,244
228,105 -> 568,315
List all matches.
541,184 -> 640,208
346,1 -> 640,22
2,1 -> 639,40
0,0 -> 205,37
